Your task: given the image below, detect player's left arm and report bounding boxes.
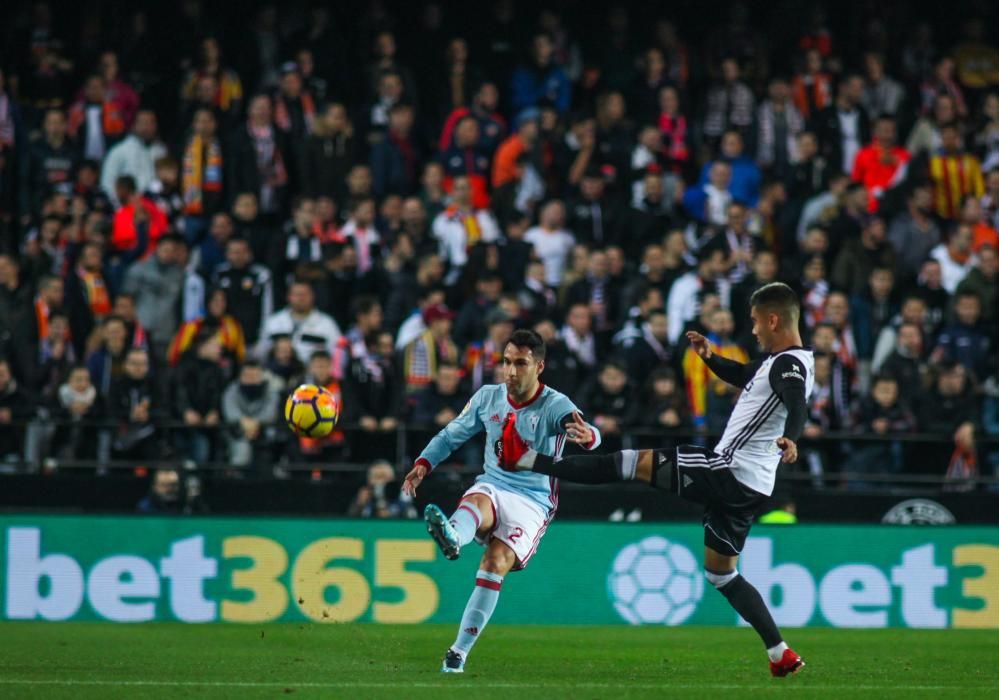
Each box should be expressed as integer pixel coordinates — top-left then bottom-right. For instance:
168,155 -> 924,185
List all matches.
560,410 -> 602,451
769,355 -> 808,463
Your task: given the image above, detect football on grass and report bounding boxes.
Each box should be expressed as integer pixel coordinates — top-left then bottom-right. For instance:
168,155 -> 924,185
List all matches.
285,384 -> 339,438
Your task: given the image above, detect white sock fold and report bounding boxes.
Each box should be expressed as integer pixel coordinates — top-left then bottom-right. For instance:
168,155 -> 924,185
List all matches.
452,569 -> 503,656
767,641 -> 789,662
449,502 -> 482,547
618,450 -> 638,480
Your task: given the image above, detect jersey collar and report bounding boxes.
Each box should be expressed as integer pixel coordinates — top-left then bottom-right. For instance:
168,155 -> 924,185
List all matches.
508,383 -> 545,409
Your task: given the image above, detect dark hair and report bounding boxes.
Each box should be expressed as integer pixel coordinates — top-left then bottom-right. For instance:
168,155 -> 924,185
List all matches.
696,239 -> 728,264
750,282 -> 800,326
115,175 -> 137,194
39,274 -> 62,289
477,270 -> 503,285
872,373 -> 897,386
352,196 -> 375,212
291,195 -> 313,213
352,294 -> 380,319
310,350 -> 331,362
506,329 -> 546,361
601,359 -> 628,374
650,366 -> 677,382
155,155 -> 179,170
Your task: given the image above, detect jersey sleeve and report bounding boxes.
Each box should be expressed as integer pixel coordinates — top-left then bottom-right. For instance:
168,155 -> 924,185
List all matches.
704,353 -> 760,388
415,388 -> 486,471
769,354 -> 808,442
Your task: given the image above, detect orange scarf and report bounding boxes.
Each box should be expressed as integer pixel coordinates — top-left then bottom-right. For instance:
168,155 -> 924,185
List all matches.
68,100 -> 126,138
182,135 -> 224,215
78,268 -> 111,317
274,93 -> 316,135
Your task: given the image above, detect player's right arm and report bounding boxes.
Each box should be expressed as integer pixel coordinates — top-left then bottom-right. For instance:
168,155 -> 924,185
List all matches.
685,330 -> 757,388
403,388 -> 487,496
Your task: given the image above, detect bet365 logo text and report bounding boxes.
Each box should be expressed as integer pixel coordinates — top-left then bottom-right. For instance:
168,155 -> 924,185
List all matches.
608,536 -> 999,628
3,528 -> 440,623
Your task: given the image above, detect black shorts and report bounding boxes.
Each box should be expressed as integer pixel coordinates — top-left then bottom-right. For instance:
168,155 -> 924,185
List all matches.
662,444 -> 769,557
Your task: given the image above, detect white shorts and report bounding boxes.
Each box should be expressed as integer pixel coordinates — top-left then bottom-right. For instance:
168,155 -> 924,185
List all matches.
461,482 -> 554,570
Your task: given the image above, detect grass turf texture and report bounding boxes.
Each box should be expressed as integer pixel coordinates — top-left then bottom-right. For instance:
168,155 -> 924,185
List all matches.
1,623 -> 997,699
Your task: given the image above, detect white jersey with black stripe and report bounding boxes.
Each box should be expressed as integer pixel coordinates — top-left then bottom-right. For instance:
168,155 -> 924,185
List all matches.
712,348 -> 815,495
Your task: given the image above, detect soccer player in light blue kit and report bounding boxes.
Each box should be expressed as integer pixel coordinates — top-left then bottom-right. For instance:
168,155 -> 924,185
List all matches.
402,329 -> 601,673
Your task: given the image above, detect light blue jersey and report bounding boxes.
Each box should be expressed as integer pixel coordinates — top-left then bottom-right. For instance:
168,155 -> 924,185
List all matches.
416,383 -> 600,514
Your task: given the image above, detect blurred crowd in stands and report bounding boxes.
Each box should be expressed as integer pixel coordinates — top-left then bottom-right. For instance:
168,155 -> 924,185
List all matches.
0,1 -> 997,491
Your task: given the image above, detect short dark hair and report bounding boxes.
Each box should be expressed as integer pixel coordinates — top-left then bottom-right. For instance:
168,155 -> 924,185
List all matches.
352,294 -> 380,319
750,282 -> 800,327
872,374 -> 897,387
116,175 -> 137,194
310,350 -> 331,362
506,329 -> 546,361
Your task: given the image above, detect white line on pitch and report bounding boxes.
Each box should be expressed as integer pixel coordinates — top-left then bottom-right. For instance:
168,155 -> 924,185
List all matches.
0,680 -> 994,691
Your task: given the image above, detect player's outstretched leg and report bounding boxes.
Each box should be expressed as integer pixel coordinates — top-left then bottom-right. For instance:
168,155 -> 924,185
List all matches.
442,539 -> 515,673
496,414 -> 673,485
704,549 -> 804,677
424,500 -> 483,560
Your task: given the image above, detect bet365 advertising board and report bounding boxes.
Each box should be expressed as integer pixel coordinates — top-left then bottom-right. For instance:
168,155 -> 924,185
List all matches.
1,515 -> 997,628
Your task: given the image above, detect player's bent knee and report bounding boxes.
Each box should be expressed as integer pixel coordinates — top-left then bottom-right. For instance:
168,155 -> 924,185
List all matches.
705,568 -> 738,589
480,541 -> 517,575
480,553 -> 514,575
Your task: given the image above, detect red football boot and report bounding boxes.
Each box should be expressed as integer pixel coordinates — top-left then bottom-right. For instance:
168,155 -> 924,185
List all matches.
769,648 -> 805,677
495,413 -> 531,470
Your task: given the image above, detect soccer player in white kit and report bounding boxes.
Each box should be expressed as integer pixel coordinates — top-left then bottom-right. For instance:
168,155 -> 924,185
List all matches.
402,329 -> 601,673
496,283 -> 812,677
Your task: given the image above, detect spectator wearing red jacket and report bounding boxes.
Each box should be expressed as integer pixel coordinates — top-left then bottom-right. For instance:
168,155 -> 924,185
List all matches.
852,116 -> 911,213
111,175 -> 169,259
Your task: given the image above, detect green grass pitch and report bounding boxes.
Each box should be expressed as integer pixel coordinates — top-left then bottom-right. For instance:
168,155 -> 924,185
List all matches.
1,623 -> 997,699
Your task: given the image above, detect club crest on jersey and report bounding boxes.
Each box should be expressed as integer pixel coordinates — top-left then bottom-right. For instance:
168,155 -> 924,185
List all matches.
529,414 -> 540,431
